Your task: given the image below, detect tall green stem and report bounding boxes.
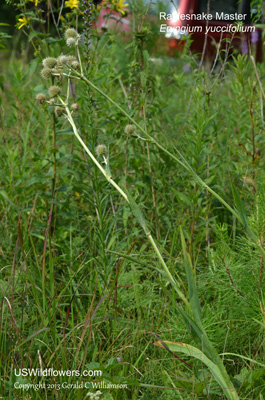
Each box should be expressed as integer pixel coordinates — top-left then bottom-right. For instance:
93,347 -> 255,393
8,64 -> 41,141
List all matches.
63,103 -> 189,307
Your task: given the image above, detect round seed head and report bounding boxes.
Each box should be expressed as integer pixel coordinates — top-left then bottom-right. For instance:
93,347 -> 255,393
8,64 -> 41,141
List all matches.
42,57 -> 57,69
55,106 -> 65,117
36,93 -> 46,105
48,85 -> 61,98
67,55 -> 77,63
71,103 -> 79,112
65,28 -> 78,39
41,67 -> 52,79
71,61 -> 79,70
57,55 -> 68,67
96,144 -> 107,156
49,98 -> 56,105
51,67 -> 61,76
66,37 -> 78,47
125,124 -> 135,135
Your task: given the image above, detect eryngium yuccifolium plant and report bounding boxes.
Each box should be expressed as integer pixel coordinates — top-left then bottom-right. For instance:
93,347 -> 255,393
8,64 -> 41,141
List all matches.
66,38 -> 78,47
48,85 -> 61,98
57,55 -> 68,67
42,57 -> 57,69
96,144 -> 107,156
41,67 -> 53,80
125,124 -> 135,135
36,93 -> 46,104
65,28 -> 80,47
67,55 -> 77,63
54,106 -> 65,117
65,28 -> 79,39
71,61 -> 80,70
71,103 -> 79,112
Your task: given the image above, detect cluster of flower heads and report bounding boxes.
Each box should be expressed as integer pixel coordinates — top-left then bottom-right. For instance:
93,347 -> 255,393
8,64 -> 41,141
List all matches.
39,28 -> 80,81
40,54 -> 79,80
36,26 -> 135,162
36,86 -> 79,117
36,28 -> 81,116
65,28 -> 80,47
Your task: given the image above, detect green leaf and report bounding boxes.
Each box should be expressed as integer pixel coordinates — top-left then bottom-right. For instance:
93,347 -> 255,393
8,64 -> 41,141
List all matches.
221,353 -> 265,368
28,30 -> 42,42
28,59 -> 38,77
231,183 -> 257,242
123,187 -> 149,235
154,340 -> 239,400
174,190 -> 192,206
180,227 -> 202,327
56,127 -> 74,135
0,190 -> 16,208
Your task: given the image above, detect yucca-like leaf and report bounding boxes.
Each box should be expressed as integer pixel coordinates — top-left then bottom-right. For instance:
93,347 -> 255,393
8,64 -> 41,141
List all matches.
124,187 -> 149,235
157,230 -> 239,400
180,227 -> 202,327
154,340 -> 239,400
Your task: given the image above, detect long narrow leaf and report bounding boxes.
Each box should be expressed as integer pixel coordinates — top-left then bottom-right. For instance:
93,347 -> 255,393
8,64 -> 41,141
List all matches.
154,340 -> 239,400
231,183 -> 257,242
180,227 -> 202,327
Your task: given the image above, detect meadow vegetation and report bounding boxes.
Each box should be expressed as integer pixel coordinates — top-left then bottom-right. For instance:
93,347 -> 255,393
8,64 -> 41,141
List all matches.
0,0 -> 265,399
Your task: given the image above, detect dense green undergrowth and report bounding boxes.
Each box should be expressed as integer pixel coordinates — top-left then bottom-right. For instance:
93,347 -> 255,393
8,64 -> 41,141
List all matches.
1,2 -> 265,399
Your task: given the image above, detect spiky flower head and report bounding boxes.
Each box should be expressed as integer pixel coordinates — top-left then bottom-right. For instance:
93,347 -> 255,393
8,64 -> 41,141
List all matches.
96,144 -> 107,156
42,57 -> 57,69
71,61 -> 80,70
125,124 -> 135,135
66,37 -> 78,47
41,67 -> 52,80
67,55 -> 77,63
36,93 -> 46,105
65,28 -> 80,47
71,103 -> 79,112
57,55 -> 68,67
49,85 -> 61,98
65,28 -> 79,39
55,106 -> 65,117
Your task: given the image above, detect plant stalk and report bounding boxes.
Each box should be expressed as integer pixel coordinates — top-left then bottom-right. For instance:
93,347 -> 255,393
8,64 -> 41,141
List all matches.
63,103 -> 189,307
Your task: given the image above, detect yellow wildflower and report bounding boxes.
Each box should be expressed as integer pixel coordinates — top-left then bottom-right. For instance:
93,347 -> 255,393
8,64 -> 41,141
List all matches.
29,0 -> 39,6
65,0 -> 79,9
17,16 -> 28,30
114,0 -> 128,15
